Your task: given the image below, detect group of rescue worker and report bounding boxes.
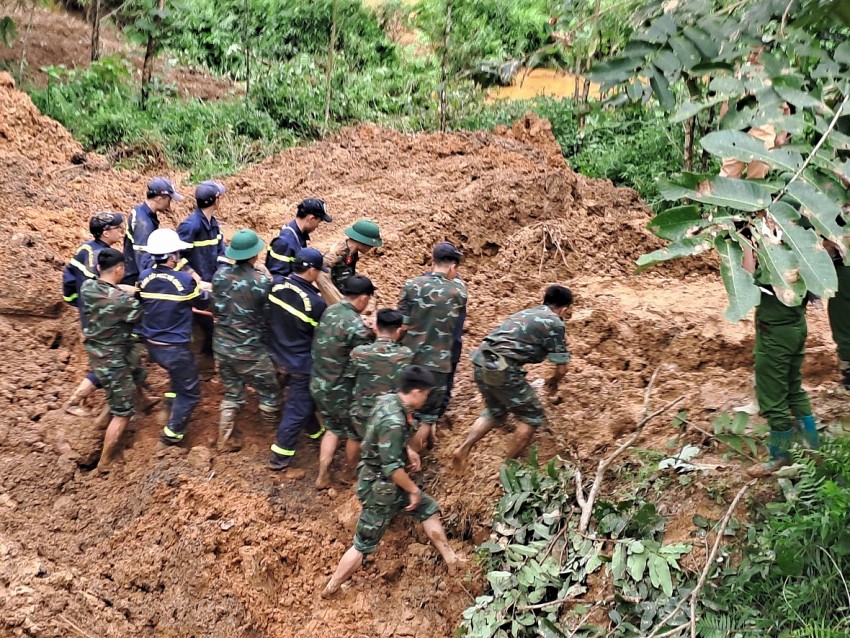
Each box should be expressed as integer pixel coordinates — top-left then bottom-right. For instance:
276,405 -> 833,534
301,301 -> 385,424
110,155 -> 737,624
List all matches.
62,177 -> 577,594
61,175 -> 848,593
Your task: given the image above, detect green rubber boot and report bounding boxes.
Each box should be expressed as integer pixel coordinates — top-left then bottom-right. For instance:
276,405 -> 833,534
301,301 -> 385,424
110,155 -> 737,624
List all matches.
797,415 -> 819,450
748,429 -> 794,478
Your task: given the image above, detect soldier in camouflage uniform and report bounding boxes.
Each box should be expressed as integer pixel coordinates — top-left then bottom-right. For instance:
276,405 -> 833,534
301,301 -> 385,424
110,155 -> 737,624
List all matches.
398,242 -> 467,450
349,308 -> 414,439
325,219 -> 383,293
80,248 -> 147,471
321,365 -> 462,598
212,229 -> 281,452
452,285 -> 573,472
312,275 -> 376,489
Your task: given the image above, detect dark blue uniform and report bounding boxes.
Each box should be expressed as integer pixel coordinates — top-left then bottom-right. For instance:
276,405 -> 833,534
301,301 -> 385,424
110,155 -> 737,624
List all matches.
62,238 -> 111,389
139,264 -> 211,442
266,221 -> 308,283
63,238 -> 109,330
176,209 -> 227,283
268,274 -> 327,458
122,204 -> 160,285
176,208 -> 226,355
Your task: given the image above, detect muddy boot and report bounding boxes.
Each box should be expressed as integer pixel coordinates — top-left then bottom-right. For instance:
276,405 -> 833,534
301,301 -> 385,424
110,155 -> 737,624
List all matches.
136,388 -> 159,415
269,450 -> 292,471
260,407 -> 280,428
217,407 -> 242,453
839,360 -> 850,393
158,394 -> 175,427
797,415 -> 819,450
747,430 -> 793,478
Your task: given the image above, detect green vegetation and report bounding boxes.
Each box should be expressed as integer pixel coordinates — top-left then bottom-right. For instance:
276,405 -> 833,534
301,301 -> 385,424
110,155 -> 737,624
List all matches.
461,437 -> 850,637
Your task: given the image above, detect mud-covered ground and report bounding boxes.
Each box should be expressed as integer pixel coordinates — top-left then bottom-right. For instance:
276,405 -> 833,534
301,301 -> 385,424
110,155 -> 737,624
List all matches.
0,74 -> 846,637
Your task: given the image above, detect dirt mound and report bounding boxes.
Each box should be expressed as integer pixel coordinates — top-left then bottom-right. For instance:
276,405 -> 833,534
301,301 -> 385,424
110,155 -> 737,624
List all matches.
0,78 -> 842,638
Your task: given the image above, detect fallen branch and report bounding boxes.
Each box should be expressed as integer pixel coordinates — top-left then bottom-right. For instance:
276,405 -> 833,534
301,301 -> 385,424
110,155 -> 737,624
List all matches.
56,615 -> 98,638
577,394 -> 685,533
678,417 -> 759,464
645,479 -> 757,638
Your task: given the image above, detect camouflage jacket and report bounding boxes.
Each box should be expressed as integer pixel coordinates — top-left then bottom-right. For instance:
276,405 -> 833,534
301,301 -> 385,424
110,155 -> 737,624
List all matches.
471,305 -> 569,367
212,262 -> 272,360
398,271 -> 467,373
80,279 -> 143,360
349,338 -> 414,422
311,300 -> 373,388
360,393 -> 414,479
325,239 -> 360,292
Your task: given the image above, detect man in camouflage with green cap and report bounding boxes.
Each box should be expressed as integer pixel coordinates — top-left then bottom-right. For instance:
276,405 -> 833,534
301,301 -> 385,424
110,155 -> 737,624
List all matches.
325,219 -> 383,293
398,241 -> 467,450
349,308 -> 414,439
321,365 -> 462,598
312,275 -> 376,489
80,247 -> 148,471
452,285 -> 573,472
212,229 -> 281,452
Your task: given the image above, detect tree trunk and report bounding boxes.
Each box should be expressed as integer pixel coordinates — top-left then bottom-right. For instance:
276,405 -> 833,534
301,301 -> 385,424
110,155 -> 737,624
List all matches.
439,1 -> 452,133
683,115 -> 696,171
323,0 -> 339,136
91,0 -> 101,62
140,0 -> 166,110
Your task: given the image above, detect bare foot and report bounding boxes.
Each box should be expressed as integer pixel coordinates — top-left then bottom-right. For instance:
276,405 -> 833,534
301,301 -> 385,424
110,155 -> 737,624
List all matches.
320,578 -> 341,599
451,447 -> 469,473
64,404 -> 91,418
446,554 -> 469,576
315,468 -> 332,490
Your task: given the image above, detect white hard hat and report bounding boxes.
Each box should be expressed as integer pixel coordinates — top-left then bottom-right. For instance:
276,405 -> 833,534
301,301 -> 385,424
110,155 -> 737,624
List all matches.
144,228 -> 192,255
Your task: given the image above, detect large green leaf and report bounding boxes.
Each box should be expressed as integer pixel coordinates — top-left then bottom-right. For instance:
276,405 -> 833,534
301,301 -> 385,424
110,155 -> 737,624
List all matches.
649,65 -> 675,111
715,235 -> 760,322
668,35 -> 701,70
648,204 -> 706,241
588,57 -> 644,85
699,130 -> 803,172
636,238 -> 711,272
758,239 -> 806,306
785,182 -> 848,257
659,174 -> 777,212
774,85 -> 832,114
768,202 -> 839,298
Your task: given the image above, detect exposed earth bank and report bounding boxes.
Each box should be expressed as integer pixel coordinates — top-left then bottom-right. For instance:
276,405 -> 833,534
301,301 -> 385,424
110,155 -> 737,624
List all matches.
0,73 -> 843,637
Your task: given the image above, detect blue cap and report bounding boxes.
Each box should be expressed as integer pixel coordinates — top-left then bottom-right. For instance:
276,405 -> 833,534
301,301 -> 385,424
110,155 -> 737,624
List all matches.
296,247 -> 329,272
195,180 -> 227,208
147,177 -> 183,202
433,241 -> 463,262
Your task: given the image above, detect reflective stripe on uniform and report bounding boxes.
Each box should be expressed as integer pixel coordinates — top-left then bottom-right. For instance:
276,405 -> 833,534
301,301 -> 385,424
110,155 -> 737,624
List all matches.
140,289 -> 200,302
69,258 -> 97,279
140,272 -> 188,292
270,444 -> 295,456
63,293 -> 78,302
307,426 -> 325,440
162,426 -> 184,440
272,282 -> 313,313
192,234 -> 222,247
268,294 -> 318,326
175,258 -> 189,271
267,247 -> 296,262
164,392 -> 177,399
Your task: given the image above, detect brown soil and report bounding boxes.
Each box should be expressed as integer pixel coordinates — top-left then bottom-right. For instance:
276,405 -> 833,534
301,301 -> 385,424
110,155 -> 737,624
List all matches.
0,72 -> 845,637
0,6 -> 237,99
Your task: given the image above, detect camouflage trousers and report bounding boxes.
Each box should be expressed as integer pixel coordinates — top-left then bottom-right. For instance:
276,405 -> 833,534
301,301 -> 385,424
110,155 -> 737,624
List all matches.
415,370 -> 450,425
87,344 -> 147,417
473,363 -> 546,428
310,376 -> 356,440
215,352 -> 281,412
354,469 -> 439,555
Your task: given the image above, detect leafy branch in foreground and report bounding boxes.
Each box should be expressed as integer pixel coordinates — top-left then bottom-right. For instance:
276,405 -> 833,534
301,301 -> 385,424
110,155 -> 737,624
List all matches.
588,0 -> 850,321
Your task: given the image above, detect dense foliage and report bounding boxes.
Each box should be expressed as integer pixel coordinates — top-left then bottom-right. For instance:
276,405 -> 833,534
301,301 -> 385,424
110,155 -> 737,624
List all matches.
462,437 -> 850,637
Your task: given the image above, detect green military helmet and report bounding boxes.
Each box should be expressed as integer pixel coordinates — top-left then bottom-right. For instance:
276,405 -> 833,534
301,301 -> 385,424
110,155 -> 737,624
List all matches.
225,229 -> 266,260
344,219 -> 383,248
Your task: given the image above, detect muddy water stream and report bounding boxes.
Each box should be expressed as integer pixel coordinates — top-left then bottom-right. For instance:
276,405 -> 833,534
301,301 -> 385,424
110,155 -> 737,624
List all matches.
488,67 -> 600,101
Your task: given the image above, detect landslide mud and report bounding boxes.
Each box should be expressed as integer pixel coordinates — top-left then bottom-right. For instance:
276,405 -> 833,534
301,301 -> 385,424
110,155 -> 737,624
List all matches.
0,73 -> 842,637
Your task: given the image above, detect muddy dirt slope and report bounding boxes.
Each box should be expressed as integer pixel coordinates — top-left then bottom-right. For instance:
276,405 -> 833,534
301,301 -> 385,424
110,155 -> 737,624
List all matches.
0,74 -> 842,637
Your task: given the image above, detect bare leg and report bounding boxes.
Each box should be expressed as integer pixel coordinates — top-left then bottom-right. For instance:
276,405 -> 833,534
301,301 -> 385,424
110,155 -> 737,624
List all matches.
316,431 -> 340,490
422,514 -> 462,572
505,422 -> 535,460
410,424 -> 432,453
321,546 -> 364,598
452,416 -> 497,472
344,438 -> 361,470
98,415 -> 130,471
65,377 -> 97,416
